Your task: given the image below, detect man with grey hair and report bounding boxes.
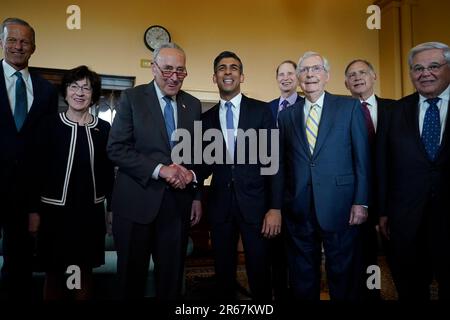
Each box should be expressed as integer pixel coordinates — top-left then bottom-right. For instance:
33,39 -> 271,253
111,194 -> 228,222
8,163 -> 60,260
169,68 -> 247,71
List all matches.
377,41 -> 450,300
275,51 -> 370,300
344,59 -> 395,300
107,42 -> 202,299
0,17 -> 58,300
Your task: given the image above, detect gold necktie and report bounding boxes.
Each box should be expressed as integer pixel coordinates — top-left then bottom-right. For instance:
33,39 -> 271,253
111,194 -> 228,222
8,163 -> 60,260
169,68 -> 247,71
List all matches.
306,104 -> 319,154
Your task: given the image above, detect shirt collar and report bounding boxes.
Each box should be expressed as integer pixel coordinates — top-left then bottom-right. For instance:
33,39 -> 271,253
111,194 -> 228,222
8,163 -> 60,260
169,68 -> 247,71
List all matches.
3,60 -> 30,82
280,92 -> 298,107
362,93 -> 377,107
153,81 -> 176,103
220,93 -> 242,110
419,85 -> 450,106
305,92 -> 325,110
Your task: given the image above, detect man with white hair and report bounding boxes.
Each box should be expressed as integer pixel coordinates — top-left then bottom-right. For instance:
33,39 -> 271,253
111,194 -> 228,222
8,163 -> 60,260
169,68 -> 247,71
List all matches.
377,42 -> 450,300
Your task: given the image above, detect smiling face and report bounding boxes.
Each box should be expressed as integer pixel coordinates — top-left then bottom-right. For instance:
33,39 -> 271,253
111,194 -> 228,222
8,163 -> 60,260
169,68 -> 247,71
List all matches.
213,57 -> 244,101
151,47 -> 186,97
0,23 -> 35,70
345,61 -> 376,100
410,48 -> 450,98
65,78 -> 93,113
298,55 -> 329,102
277,62 -> 298,97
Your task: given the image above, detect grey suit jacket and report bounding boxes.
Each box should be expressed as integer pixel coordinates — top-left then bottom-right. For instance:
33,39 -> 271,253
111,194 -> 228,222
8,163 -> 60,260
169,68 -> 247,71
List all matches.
107,81 -> 201,224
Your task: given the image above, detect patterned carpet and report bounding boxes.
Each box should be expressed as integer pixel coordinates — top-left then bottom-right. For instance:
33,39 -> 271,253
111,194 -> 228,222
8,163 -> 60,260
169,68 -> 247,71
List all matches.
184,254 -> 401,300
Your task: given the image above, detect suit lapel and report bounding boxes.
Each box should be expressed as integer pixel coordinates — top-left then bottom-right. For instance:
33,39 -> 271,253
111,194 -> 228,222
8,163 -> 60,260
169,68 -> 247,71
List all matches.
290,99 -> 310,156
176,94 -> 189,131
0,61 -> 18,132
313,92 -> 338,158
145,81 -> 171,149
437,99 -> 450,160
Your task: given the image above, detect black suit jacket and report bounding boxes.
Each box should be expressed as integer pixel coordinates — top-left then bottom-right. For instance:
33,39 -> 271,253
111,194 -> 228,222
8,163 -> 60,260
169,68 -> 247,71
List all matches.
200,94 -> 277,225
0,61 -> 58,210
377,92 -> 450,245
367,96 -> 395,221
107,81 -> 202,224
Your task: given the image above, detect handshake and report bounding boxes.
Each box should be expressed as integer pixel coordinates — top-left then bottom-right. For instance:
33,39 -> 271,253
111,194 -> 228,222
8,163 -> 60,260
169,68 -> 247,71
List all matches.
159,163 -> 194,189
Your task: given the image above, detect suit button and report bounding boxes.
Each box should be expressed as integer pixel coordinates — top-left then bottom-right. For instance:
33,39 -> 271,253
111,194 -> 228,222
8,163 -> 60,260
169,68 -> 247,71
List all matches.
310,162 -> 315,167
231,165 -> 235,170
227,183 -> 231,188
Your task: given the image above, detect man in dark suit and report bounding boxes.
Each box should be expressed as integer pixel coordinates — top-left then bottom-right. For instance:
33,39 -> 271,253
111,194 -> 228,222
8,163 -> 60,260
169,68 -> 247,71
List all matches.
0,17 -> 58,299
107,43 -> 202,300
344,59 -> 395,300
275,51 -> 370,300
269,60 -> 303,123
200,51 -> 280,300
377,42 -> 450,300
267,60 -> 303,301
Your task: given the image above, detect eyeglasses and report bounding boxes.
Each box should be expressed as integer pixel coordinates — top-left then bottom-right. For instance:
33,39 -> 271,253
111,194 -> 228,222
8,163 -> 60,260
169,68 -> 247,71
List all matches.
346,70 -> 370,79
68,83 -> 92,94
298,65 -> 326,75
154,62 -> 188,80
411,62 -> 447,75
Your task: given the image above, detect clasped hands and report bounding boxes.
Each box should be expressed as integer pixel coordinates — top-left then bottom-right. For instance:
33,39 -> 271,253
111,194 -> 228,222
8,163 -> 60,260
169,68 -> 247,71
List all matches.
159,163 -> 193,189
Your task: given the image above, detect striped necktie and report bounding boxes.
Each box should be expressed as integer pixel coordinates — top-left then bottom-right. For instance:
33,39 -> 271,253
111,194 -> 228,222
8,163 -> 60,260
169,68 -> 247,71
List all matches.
306,104 -> 319,154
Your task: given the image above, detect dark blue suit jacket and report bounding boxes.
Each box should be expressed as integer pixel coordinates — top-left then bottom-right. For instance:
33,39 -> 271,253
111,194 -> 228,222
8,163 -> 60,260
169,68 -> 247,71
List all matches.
0,61 -> 58,209
275,92 -> 370,232
268,94 -> 303,122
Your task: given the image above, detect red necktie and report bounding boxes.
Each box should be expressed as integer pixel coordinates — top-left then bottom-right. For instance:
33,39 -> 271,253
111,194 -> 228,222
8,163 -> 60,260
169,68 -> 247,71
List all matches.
361,102 -> 375,143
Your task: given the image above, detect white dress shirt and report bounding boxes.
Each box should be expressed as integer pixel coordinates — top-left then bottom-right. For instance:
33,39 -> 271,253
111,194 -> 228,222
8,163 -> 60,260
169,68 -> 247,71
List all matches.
2,59 -> 34,113
219,93 -> 242,151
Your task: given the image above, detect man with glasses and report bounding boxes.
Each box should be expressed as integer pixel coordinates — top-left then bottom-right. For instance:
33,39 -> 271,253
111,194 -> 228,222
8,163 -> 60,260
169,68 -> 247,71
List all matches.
344,59 -> 395,301
275,51 -> 370,300
107,42 -> 202,300
0,17 -> 58,300
377,42 -> 450,300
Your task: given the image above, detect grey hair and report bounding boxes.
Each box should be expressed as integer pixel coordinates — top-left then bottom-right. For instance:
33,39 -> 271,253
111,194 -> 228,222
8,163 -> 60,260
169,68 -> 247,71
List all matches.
344,59 -> 375,76
153,42 -> 185,62
408,42 -> 450,68
0,17 -> 35,45
297,51 -> 330,76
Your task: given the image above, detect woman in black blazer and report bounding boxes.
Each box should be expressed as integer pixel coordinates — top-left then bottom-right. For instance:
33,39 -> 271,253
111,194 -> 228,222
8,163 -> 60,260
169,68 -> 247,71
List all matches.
28,65 -> 114,300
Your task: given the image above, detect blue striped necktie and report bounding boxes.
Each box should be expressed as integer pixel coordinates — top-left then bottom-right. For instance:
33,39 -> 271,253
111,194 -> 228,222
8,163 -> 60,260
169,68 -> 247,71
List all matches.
14,71 -> 28,131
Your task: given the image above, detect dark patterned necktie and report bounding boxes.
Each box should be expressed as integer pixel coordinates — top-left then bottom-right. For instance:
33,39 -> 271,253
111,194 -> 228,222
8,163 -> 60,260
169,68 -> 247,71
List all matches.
14,71 -> 28,131
421,97 -> 441,161
280,99 -> 289,111
361,102 -> 375,144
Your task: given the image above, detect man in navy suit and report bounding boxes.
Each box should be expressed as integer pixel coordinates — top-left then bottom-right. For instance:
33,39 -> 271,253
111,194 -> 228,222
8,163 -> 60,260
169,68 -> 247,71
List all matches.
344,59 -> 395,300
269,60 -> 303,123
267,60 -> 303,300
200,51 -> 280,300
0,18 -> 58,299
377,42 -> 450,300
275,51 -> 370,300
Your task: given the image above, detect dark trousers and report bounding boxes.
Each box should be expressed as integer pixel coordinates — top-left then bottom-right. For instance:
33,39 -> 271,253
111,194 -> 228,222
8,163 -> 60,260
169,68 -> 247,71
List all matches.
113,190 -> 190,300
210,191 -> 272,301
1,209 -> 34,301
359,219 -> 381,300
285,202 -> 362,301
389,199 -> 450,300
268,231 -> 289,300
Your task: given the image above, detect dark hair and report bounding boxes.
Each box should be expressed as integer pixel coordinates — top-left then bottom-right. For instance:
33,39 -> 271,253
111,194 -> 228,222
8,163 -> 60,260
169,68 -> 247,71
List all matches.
61,65 -> 101,105
1,17 -> 35,45
344,59 -> 375,76
213,51 -> 243,73
276,60 -> 297,77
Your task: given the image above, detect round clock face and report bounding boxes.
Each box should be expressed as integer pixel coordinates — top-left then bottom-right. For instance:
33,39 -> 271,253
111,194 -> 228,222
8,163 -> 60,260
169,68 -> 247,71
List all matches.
144,25 -> 171,51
